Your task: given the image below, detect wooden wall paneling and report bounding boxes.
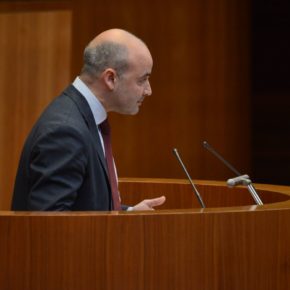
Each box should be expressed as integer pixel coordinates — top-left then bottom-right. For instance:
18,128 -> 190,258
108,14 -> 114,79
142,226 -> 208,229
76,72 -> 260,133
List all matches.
71,0 -> 251,181
0,9 -> 72,209
201,0 -> 251,178
0,1 -> 71,12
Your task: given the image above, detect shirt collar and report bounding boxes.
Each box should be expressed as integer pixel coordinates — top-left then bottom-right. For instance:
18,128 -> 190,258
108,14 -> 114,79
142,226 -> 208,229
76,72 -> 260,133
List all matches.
72,76 -> 107,125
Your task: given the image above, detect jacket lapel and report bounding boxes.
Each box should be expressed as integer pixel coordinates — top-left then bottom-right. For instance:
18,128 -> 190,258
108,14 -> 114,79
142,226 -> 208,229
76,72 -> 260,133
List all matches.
63,85 -> 109,178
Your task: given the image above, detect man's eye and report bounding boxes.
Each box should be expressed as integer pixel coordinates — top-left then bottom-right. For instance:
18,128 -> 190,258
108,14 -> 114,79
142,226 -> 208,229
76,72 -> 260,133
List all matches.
139,77 -> 148,84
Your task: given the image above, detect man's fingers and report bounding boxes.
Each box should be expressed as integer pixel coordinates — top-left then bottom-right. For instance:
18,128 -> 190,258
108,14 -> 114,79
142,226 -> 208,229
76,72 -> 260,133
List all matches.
146,196 -> 166,208
132,196 -> 166,211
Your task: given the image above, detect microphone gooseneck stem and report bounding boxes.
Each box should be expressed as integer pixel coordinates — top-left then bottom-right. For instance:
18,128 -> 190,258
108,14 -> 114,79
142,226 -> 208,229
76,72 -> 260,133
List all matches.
173,148 -> 206,208
247,184 -> 263,205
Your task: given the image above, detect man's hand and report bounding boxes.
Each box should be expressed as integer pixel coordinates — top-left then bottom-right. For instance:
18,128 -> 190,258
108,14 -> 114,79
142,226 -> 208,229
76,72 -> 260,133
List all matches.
132,196 -> 166,211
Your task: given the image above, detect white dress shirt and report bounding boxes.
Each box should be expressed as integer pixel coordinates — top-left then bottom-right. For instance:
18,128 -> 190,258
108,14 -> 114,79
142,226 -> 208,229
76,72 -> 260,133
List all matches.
72,76 -> 106,154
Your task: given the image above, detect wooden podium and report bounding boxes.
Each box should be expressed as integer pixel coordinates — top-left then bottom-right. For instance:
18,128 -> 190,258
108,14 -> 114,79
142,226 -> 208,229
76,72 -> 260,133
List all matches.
0,178 -> 289,290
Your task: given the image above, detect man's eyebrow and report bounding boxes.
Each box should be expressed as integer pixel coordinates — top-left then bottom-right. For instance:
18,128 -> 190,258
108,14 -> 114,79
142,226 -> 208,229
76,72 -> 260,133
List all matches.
140,72 -> 151,78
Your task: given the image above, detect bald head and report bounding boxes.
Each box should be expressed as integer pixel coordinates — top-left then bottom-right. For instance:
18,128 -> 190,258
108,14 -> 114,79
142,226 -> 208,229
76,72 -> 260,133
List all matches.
80,29 -> 153,115
81,29 -> 150,78
88,29 -> 146,49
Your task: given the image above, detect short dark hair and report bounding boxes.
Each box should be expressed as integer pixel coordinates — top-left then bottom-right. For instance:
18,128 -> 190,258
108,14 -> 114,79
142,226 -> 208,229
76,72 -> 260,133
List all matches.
81,41 -> 129,77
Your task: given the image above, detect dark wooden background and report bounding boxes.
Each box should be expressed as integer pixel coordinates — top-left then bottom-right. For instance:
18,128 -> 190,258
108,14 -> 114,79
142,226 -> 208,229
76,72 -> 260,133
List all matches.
251,0 -> 290,185
0,0 -> 289,209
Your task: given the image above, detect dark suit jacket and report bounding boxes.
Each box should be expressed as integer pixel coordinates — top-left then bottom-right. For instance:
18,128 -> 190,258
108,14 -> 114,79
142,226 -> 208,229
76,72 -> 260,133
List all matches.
12,85 -> 114,211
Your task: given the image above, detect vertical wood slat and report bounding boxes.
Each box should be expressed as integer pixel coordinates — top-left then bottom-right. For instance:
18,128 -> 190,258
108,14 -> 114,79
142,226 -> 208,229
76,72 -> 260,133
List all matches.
0,10 -> 72,209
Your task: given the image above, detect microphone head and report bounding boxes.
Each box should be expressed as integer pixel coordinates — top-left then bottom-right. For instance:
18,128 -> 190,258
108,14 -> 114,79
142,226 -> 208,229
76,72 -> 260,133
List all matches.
227,174 -> 251,187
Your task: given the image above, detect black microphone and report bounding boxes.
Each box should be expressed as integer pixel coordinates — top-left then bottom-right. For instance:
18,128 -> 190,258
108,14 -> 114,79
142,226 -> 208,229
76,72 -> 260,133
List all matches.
203,141 -> 263,205
203,141 -> 241,175
173,148 -> 206,208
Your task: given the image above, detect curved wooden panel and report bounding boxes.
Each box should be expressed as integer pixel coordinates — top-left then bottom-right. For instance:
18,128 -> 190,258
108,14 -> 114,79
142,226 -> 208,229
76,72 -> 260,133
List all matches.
0,179 -> 289,290
119,178 -> 290,209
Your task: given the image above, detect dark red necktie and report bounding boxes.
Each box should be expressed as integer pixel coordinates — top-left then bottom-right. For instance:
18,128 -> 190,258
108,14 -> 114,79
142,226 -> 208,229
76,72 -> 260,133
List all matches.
99,119 -> 122,210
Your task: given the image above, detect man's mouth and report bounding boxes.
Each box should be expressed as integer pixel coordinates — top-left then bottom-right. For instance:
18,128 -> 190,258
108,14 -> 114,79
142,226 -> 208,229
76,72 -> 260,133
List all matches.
138,97 -> 144,104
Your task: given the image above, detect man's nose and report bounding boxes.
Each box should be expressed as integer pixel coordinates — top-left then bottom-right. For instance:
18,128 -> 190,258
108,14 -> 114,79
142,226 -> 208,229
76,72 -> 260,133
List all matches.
144,81 -> 152,96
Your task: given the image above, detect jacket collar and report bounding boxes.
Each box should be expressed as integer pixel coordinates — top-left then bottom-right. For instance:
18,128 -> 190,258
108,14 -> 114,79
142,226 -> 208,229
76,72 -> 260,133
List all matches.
63,85 -> 109,178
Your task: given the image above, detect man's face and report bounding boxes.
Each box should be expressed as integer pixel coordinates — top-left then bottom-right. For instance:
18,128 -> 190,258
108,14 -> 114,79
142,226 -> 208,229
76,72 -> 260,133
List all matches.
113,49 -> 153,115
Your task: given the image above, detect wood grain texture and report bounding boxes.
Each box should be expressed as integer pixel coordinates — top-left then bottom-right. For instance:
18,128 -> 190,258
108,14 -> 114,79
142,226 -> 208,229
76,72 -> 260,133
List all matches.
0,1 -> 71,12
0,179 -> 289,290
0,10 -> 72,209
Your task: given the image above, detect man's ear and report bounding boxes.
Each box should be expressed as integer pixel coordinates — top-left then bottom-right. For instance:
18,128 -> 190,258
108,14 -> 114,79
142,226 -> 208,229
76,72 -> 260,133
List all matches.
102,68 -> 117,90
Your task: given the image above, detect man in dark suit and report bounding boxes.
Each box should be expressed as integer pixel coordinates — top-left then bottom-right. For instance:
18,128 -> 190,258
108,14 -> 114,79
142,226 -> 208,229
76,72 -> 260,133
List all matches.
11,29 -> 165,211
